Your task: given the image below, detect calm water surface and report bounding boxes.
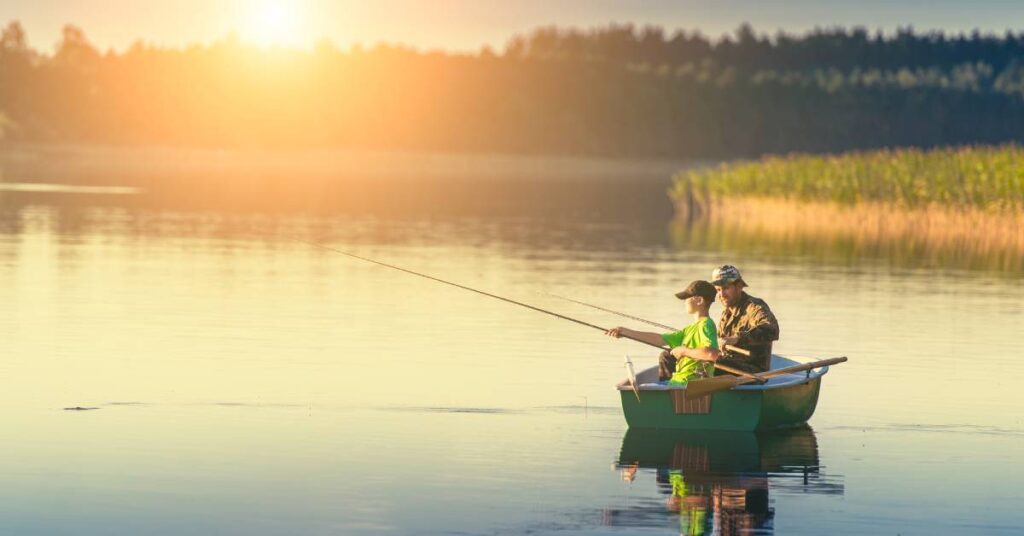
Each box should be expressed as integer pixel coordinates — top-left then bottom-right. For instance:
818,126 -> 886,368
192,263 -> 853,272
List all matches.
1,150 -> 1022,535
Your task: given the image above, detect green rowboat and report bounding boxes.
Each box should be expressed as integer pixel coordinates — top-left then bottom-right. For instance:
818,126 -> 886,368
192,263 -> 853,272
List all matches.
615,426 -> 824,475
603,426 -> 843,531
617,355 -> 832,431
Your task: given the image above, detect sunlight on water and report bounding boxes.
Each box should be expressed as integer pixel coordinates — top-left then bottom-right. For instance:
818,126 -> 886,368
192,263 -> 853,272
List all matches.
1,155 -> 1022,535
0,182 -> 141,194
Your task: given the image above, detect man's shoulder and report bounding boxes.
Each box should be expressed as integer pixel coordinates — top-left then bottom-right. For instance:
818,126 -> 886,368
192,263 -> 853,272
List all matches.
742,294 -> 774,313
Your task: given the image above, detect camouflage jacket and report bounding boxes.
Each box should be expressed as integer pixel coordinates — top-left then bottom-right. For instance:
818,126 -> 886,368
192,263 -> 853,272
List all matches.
718,293 -> 780,373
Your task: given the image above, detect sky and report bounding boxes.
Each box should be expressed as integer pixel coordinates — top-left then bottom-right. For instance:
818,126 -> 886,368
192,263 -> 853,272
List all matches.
4,0 -> 1024,53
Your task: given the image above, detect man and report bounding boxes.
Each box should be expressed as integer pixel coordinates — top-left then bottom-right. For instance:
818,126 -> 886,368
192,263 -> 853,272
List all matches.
711,265 -> 779,374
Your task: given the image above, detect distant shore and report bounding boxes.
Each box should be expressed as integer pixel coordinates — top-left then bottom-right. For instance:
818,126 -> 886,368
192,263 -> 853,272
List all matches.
0,143 -> 691,183
670,145 -> 1024,269
0,143 -> 687,219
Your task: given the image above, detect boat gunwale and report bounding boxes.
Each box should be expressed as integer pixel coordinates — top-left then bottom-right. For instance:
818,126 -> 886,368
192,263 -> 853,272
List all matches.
616,354 -> 832,393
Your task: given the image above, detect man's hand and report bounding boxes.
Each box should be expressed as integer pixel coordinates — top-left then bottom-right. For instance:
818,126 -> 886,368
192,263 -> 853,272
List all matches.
670,346 -> 687,359
720,335 -> 739,348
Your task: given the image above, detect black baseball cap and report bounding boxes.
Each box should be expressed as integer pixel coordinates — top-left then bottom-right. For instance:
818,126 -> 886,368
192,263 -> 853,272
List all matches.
675,280 -> 717,302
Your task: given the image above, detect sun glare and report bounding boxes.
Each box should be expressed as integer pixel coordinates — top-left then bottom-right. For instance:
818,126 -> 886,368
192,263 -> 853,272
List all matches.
245,1 -> 303,47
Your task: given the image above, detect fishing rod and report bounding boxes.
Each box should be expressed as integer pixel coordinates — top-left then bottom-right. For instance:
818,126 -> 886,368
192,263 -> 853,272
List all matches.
299,240 -> 671,352
544,292 -> 677,331
303,240 -> 757,378
544,291 -> 755,360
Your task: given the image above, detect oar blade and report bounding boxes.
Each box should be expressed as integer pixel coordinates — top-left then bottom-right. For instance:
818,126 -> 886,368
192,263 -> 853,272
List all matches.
685,375 -> 742,399
624,356 -> 641,402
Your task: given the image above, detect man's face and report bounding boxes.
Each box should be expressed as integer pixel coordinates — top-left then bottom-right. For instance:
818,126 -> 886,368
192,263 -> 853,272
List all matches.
716,282 -> 743,308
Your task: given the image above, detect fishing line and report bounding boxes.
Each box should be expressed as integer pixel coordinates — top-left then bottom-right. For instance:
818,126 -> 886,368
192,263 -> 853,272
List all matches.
300,240 -> 757,379
544,292 -> 677,331
298,240 -> 670,351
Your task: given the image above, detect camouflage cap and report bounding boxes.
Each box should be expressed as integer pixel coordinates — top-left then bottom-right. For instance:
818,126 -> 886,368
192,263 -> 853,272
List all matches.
711,265 -> 747,287
675,280 -> 717,302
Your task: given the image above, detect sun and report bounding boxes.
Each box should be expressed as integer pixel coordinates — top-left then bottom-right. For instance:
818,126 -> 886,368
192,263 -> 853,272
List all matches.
245,1 -> 303,47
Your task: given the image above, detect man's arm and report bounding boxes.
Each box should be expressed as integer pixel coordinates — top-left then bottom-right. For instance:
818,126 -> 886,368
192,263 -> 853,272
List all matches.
735,302 -> 780,347
605,327 -> 668,347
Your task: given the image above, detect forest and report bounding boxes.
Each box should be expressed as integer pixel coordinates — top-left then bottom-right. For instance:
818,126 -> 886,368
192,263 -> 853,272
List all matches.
3,21 -> 1024,157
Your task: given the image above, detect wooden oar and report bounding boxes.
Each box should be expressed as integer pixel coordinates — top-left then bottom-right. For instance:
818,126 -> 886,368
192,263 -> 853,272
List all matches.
685,356 -> 848,399
624,356 -> 641,402
710,346 -> 761,379
722,345 -> 752,357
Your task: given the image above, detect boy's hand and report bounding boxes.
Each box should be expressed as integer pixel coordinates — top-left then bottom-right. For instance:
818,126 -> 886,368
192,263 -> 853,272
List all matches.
606,327 -> 628,338
670,347 -> 687,359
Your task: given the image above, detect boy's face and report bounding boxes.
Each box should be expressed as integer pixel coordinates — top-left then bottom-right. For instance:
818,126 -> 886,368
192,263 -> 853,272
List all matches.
685,296 -> 707,315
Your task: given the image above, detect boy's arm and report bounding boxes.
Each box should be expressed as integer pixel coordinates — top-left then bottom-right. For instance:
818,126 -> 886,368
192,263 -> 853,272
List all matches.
670,321 -> 721,361
672,346 -> 720,361
605,327 -> 667,347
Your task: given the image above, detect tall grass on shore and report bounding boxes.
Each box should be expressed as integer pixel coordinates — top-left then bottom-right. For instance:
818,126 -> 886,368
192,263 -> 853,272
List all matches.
671,198 -> 1024,272
672,144 -> 1024,212
670,144 -> 1024,272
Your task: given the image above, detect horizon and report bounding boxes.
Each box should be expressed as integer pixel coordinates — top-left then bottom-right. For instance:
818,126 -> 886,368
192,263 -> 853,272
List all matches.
4,0 -> 1024,54
4,3 -> 1024,536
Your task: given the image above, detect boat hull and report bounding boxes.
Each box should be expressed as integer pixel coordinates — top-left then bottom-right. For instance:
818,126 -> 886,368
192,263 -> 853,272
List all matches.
616,425 -> 820,472
618,360 -> 824,431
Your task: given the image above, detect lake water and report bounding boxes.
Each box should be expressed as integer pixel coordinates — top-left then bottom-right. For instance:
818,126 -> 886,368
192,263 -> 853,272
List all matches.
1,147 -> 1022,535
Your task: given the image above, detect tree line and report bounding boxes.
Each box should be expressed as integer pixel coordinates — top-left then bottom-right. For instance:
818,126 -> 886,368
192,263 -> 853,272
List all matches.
507,23 -> 1024,74
3,21 -> 1024,157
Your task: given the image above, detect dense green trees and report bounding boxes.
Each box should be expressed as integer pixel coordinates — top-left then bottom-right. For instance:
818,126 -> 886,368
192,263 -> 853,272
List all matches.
2,21 -> 1024,157
507,23 -> 1024,74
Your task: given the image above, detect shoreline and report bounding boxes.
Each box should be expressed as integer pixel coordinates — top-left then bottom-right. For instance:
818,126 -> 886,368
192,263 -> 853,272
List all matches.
0,142 -> 697,182
672,197 -> 1024,271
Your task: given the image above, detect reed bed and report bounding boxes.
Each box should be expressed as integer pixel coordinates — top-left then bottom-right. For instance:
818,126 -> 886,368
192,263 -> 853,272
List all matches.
672,198 -> 1024,272
672,144 -> 1024,212
670,144 -> 1024,271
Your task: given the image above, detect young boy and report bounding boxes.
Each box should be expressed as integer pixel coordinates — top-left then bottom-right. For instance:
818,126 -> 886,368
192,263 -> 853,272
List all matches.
606,280 -> 719,384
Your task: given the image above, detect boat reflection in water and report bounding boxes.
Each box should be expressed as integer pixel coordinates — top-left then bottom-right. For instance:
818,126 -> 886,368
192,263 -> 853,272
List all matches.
605,426 -> 843,535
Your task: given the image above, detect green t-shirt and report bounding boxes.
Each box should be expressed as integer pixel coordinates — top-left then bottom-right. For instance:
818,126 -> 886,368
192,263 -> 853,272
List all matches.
670,471 -> 707,536
662,317 -> 718,384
